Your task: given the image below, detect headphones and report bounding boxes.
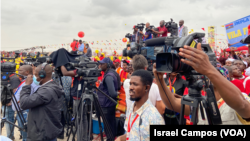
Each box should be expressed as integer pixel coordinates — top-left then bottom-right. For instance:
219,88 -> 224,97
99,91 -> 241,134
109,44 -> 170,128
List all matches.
39,63 -> 48,78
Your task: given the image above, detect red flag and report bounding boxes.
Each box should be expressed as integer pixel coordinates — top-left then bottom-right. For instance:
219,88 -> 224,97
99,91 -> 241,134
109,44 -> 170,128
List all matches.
201,28 -> 205,31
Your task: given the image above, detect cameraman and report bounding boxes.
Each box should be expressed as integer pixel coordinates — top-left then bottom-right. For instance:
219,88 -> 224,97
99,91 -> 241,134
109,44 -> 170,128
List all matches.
1,74 -> 20,140
98,57 -> 120,141
152,20 -> 168,37
153,43 -> 250,124
20,64 -> 63,141
139,22 -> 152,41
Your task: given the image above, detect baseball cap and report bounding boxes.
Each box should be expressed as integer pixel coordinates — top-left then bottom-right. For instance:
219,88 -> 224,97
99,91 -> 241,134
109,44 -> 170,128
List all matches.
123,60 -> 130,65
114,59 -> 120,63
98,57 -> 112,65
132,25 -> 136,29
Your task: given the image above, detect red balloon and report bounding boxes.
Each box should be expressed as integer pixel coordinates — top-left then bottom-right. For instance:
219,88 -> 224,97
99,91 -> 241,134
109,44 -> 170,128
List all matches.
122,38 -> 127,43
78,31 -> 84,38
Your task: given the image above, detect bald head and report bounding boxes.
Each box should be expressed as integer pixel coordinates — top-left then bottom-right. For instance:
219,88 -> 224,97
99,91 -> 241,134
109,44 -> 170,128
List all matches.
160,20 -> 165,27
179,20 -> 184,27
19,65 -> 33,76
35,64 -> 53,78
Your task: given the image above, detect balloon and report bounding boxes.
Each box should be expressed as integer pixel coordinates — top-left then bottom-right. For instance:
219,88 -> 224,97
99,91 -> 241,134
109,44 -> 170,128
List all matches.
78,31 -> 84,38
95,50 -> 99,54
122,38 -> 127,43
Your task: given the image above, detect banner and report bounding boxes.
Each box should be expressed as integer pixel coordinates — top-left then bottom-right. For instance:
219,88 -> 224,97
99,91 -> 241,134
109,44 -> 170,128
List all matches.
225,15 -> 250,47
208,26 -> 215,51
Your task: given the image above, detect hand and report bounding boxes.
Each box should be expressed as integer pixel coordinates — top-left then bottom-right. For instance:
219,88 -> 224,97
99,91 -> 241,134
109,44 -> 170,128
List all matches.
153,63 -> 165,81
178,43 -> 217,76
7,102 -> 12,106
31,64 -> 36,75
25,75 -> 33,85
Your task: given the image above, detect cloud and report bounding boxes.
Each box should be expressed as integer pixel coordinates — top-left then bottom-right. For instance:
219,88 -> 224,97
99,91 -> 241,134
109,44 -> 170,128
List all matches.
1,0 -> 250,52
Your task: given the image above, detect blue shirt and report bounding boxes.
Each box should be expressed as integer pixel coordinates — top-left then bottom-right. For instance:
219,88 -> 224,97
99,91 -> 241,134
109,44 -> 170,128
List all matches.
78,43 -> 84,52
143,31 -> 152,41
12,78 -> 40,111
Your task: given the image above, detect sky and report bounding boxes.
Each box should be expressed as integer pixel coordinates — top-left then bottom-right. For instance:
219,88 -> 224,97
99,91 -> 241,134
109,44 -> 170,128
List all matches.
1,0 -> 250,53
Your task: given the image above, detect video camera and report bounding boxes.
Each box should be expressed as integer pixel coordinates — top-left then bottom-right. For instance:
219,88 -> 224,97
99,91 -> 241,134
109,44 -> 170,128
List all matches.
65,56 -> 101,79
164,18 -> 178,37
150,33 -> 217,75
1,57 -> 17,86
22,52 -> 52,67
136,23 -> 145,31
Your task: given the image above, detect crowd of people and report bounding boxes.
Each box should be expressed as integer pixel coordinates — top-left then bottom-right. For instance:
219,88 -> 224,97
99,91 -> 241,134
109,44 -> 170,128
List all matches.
1,19 -> 250,141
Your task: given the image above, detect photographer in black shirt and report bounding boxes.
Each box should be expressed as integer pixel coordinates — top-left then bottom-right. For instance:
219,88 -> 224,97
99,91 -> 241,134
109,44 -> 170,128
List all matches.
163,73 -> 187,125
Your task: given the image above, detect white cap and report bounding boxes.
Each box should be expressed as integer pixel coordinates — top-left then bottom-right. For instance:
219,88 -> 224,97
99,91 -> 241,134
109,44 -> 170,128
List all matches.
227,58 -> 235,62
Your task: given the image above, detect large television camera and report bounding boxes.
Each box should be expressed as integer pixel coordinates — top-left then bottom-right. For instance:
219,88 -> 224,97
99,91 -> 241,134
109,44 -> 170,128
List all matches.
165,18 -> 178,37
0,57 -> 16,105
146,32 -> 221,125
149,33 -> 217,75
65,56 -> 101,79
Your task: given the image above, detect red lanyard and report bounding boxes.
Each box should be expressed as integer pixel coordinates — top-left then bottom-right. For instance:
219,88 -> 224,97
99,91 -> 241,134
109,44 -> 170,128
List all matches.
179,26 -> 184,33
169,77 -> 176,92
126,113 -> 139,140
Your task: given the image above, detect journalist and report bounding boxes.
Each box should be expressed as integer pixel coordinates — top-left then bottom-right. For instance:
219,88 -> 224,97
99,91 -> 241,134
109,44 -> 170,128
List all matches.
98,57 -> 120,141
20,64 -> 63,141
84,43 -> 92,57
152,20 -> 168,37
1,73 -> 21,140
139,22 -> 152,41
178,20 -> 188,37
12,65 -> 39,141
153,43 -> 250,124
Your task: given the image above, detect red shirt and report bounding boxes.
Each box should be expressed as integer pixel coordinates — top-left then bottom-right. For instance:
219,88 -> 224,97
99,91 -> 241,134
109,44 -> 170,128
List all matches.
71,41 -> 79,51
100,56 -> 104,60
157,26 -> 168,37
245,79 -> 250,95
231,79 -> 245,93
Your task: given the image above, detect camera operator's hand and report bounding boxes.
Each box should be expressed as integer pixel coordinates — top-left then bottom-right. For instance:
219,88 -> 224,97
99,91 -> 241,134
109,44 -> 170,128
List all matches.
6,101 -> 11,106
25,75 -> 33,85
178,43 -> 217,76
139,31 -> 144,36
153,63 -> 164,82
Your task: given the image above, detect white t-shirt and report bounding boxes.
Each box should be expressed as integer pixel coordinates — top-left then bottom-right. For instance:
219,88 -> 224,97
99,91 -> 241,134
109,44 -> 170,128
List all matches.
123,79 -> 162,110
0,136 -> 12,141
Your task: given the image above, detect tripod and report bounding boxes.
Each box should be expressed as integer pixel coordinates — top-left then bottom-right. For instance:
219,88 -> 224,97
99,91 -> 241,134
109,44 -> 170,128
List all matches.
52,70 -> 73,139
179,75 -> 222,125
1,84 -> 27,138
67,79 -> 117,141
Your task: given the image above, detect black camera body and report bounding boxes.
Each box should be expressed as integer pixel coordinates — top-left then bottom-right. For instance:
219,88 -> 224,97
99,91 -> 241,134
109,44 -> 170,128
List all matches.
66,56 -> 101,79
22,52 -> 51,67
165,18 -> 178,37
0,57 -> 16,105
148,32 -> 217,75
136,23 -> 145,31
